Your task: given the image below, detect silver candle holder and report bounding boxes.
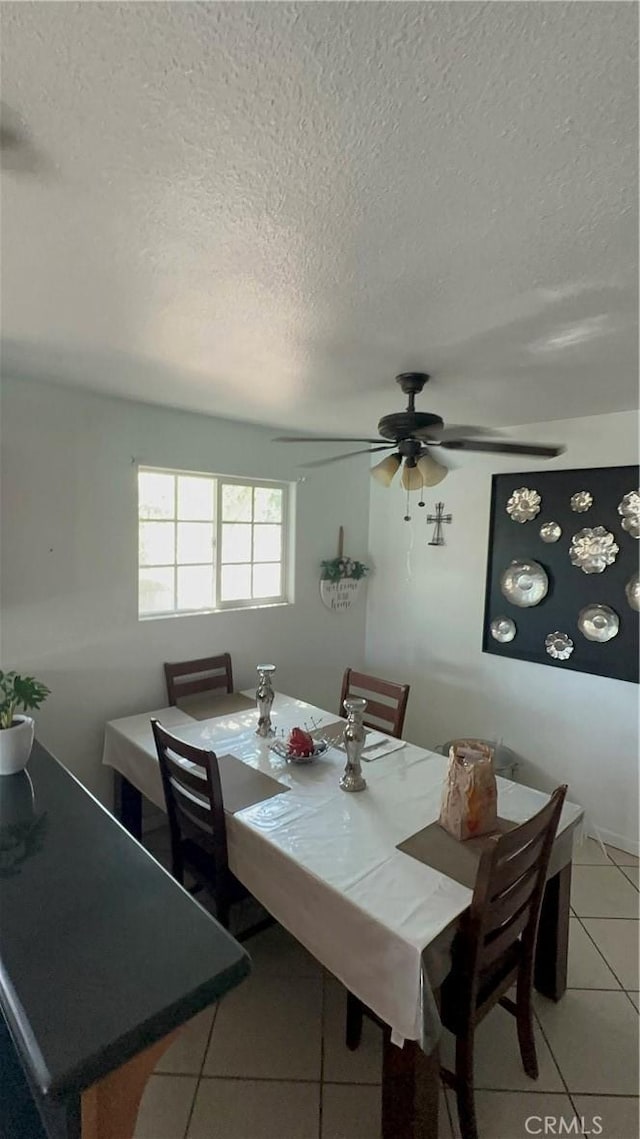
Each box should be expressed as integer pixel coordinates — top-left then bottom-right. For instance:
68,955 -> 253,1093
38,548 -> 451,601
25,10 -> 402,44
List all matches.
255,664 -> 276,737
339,696 -> 367,792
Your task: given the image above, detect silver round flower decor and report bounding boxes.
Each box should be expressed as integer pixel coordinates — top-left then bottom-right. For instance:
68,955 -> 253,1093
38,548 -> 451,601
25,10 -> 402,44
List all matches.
540,521 -> 562,543
578,604 -> 619,643
570,491 -> 593,513
500,560 -> 549,608
490,616 -> 517,643
569,527 -> 619,574
618,490 -> 640,539
545,632 -> 574,660
506,487 -> 541,523
625,572 -> 640,612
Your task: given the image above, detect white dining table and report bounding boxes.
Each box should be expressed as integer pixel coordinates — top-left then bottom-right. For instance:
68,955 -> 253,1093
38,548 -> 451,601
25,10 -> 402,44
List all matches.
103,691 -> 583,1139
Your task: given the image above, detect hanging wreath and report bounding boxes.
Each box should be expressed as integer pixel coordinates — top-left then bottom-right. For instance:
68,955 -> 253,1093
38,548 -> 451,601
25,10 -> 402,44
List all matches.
320,528 -> 370,612
320,556 -> 369,582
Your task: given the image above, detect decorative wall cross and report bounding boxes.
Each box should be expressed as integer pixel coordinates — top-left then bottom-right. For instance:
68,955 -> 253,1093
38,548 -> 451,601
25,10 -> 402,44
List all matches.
426,501 -> 452,546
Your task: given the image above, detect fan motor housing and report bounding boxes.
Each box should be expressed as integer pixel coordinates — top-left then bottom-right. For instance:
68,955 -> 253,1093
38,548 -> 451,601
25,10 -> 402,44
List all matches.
377,411 -> 444,441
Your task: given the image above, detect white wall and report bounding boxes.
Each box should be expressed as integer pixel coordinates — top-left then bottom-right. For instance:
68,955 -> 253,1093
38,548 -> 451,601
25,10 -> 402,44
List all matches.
0,378 -> 370,802
365,410 -> 639,853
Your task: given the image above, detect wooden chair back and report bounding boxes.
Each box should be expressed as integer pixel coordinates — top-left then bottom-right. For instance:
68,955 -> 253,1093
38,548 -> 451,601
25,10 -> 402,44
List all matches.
150,719 -> 229,890
339,668 -> 410,739
164,652 -> 233,706
462,785 -> 567,1015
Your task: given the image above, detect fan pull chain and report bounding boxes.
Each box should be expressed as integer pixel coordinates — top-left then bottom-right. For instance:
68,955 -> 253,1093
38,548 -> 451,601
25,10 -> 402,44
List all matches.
405,517 -> 415,581
404,485 -> 411,522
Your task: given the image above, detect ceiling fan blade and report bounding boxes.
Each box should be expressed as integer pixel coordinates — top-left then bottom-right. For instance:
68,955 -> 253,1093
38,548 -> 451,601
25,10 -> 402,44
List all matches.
438,439 -> 565,458
413,423 -> 506,440
300,446 -> 395,469
420,444 -> 457,470
273,436 -> 384,444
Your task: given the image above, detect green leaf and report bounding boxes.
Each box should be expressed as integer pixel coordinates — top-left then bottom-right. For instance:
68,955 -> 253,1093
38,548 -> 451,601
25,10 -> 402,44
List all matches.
0,672 -> 50,726
320,555 -> 370,582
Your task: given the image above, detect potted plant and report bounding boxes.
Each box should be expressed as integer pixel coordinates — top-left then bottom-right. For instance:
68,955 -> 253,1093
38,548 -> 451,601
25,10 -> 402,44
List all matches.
0,671 -> 50,775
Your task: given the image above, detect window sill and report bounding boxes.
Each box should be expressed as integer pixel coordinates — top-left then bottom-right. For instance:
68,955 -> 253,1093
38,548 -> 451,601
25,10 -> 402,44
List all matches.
139,600 -> 293,622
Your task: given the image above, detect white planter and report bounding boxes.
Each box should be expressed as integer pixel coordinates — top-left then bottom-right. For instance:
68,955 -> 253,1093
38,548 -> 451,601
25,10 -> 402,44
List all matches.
0,716 -> 35,775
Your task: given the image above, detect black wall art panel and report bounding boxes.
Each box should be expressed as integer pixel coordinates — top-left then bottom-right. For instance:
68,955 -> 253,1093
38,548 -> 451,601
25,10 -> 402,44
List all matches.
483,465 -> 639,683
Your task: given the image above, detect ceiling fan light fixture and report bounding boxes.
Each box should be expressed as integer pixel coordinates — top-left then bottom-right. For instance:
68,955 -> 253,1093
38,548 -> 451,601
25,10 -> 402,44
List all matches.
416,451 -> 448,487
400,461 -> 424,491
370,452 -> 401,486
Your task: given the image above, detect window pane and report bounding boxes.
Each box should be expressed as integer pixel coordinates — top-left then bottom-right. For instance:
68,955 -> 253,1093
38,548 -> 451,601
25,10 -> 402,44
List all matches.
177,522 -> 213,564
253,563 -> 281,599
139,567 -> 174,614
177,476 -> 214,521
222,483 -> 252,522
253,524 -> 282,562
254,486 -> 283,523
221,564 -> 252,602
139,522 -> 175,566
139,472 -> 174,519
221,523 -> 252,562
177,565 -> 214,610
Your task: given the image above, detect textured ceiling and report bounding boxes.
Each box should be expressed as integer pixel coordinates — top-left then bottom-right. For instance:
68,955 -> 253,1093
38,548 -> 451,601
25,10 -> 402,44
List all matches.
1,1 -> 638,436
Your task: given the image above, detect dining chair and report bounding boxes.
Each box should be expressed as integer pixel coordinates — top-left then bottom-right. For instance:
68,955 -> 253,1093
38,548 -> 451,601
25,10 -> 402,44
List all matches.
164,652 -> 234,707
346,784 -> 567,1139
150,718 -> 247,932
339,668 -> 410,739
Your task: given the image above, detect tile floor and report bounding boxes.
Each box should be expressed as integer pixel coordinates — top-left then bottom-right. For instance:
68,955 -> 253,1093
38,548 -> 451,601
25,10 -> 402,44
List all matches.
136,831 -> 638,1139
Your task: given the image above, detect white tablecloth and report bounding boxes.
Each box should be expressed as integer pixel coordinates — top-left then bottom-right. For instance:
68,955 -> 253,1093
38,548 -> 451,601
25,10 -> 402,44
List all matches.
102,693 -> 583,1048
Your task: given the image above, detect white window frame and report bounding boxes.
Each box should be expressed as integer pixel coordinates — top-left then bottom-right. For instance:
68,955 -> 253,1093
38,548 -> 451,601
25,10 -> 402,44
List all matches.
138,466 -> 292,619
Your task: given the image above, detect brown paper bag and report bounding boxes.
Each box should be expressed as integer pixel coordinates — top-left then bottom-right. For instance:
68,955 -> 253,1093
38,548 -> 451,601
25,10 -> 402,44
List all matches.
438,739 -> 498,841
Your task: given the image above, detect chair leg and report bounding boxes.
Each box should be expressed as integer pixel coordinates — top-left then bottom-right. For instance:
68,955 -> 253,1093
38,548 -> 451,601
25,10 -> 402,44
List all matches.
454,1032 -> 478,1139
516,978 -> 539,1080
170,855 -> 185,887
345,992 -> 364,1051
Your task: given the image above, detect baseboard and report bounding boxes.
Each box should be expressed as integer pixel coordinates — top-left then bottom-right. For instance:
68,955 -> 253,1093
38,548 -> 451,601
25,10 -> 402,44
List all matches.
587,823 -> 640,857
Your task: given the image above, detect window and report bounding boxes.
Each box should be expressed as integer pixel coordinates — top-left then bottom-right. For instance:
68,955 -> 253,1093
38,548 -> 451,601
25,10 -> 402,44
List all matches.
138,467 -> 290,618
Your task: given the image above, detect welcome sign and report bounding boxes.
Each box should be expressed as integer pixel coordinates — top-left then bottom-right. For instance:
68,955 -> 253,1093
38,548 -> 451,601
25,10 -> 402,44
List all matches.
320,577 -> 363,612
320,527 -> 369,614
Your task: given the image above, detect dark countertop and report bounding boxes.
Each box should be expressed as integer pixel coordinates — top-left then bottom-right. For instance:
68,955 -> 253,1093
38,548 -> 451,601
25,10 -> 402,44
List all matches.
0,741 -> 251,1103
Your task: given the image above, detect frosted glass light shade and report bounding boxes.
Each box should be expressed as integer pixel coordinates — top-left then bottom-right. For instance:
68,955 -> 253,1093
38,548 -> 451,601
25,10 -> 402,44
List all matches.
401,462 -> 423,491
416,451 -> 448,487
370,453 -> 401,486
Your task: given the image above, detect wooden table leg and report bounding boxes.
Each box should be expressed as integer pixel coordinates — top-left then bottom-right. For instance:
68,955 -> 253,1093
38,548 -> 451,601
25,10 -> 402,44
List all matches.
535,861 -> 571,1001
382,1030 -> 440,1139
81,1030 -> 177,1139
114,774 -> 142,842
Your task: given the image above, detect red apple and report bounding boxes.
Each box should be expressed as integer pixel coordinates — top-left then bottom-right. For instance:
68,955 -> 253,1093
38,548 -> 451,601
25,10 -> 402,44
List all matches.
288,727 -> 314,757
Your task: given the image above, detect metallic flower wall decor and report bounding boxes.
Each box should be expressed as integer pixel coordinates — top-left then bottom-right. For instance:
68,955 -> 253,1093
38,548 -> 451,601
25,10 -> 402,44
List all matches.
617,490 -> 640,539
500,560 -> 549,607
540,521 -> 562,543
490,617 -> 517,643
578,604 -> 619,643
569,527 -> 619,574
485,464 -> 638,683
545,632 -> 574,660
506,487 -> 541,523
570,491 -> 593,512
625,572 -> 640,612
